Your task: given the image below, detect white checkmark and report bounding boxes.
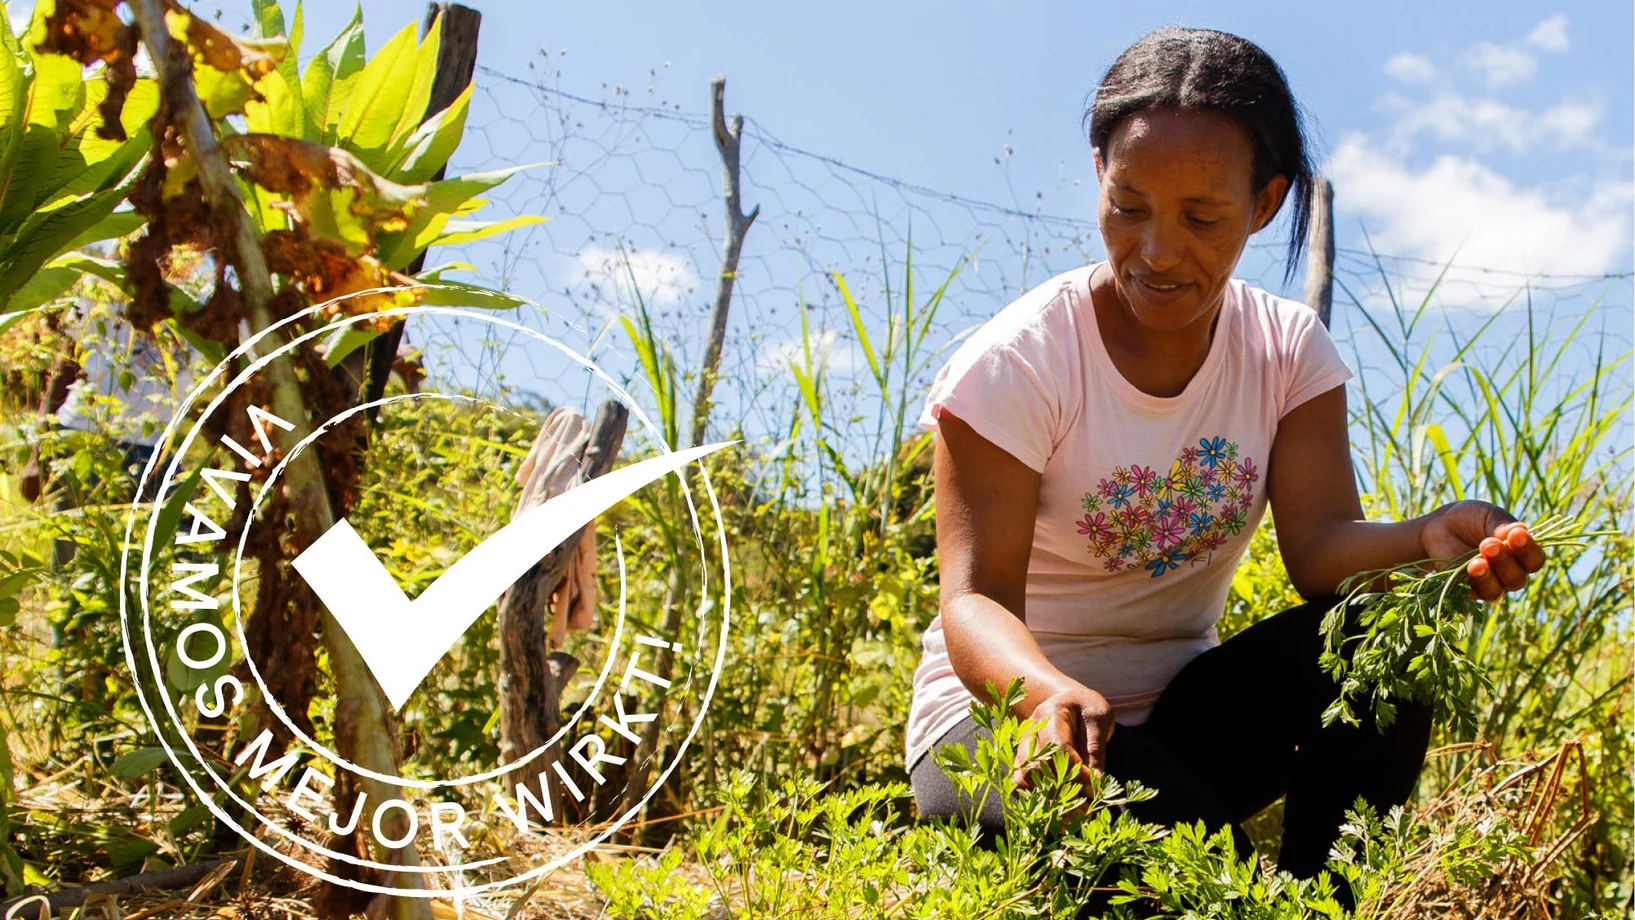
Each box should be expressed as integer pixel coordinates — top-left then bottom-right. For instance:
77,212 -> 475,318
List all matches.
292,441 -> 732,710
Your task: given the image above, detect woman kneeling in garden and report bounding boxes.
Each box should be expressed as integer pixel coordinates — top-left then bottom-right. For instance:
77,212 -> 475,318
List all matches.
905,25 -> 1546,892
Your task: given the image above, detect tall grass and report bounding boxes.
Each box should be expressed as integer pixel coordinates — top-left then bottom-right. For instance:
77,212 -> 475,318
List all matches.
1336,253 -> 1632,911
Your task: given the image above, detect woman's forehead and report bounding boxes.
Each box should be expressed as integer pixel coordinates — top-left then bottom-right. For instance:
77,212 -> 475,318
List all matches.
1107,109 -> 1251,154
1101,110 -> 1256,189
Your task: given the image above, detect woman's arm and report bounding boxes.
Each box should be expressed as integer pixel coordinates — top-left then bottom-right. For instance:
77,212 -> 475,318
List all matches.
934,410 -> 1116,775
1267,385 -> 1544,600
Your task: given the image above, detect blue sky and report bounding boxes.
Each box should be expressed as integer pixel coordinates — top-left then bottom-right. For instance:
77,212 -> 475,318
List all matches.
17,0 -> 1613,285
206,0 -> 1631,281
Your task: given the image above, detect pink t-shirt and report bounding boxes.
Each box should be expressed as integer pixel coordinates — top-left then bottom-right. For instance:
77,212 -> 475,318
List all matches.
905,262 -> 1353,770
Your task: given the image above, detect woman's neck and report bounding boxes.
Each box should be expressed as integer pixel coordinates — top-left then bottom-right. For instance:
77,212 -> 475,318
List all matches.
1090,263 -> 1220,399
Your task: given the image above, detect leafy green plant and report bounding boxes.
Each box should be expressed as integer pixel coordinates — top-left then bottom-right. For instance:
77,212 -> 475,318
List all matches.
0,547 -> 44,896
1320,514 -> 1617,734
235,0 -> 547,280
590,678 -> 1364,919
1336,254 -> 1631,913
761,245 -> 963,776
0,0 -> 155,323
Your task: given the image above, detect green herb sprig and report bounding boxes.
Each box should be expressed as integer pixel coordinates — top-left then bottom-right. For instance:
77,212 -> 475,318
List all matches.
1319,514 -> 1614,733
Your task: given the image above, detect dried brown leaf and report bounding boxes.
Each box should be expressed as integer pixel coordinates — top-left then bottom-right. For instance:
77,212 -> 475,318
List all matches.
223,134 -> 427,248
36,0 -> 139,140
260,229 -> 423,324
164,6 -> 284,78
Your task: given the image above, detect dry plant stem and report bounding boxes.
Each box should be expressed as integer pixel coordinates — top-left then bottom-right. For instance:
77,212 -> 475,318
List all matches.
617,77 -> 756,831
688,75 -> 759,449
126,0 -> 432,914
0,857 -> 235,911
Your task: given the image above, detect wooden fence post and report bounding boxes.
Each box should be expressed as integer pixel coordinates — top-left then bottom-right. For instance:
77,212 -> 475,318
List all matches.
361,3 -> 483,422
688,76 -> 759,448
495,402 -> 629,818
609,78 -> 758,838
1305,176 -> 1335,329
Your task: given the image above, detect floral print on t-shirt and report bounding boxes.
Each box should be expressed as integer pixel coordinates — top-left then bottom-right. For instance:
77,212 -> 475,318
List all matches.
1076,436 -> 1260,578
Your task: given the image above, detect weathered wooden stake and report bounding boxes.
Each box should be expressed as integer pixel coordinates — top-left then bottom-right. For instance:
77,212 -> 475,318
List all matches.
688,76 -> 759,449
1304,176 -> 1335,329
361,3 -> 483,422
495,402 -> 629,819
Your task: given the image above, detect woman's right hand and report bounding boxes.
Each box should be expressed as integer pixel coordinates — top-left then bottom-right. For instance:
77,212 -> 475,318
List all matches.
1010,683 -> 1116,792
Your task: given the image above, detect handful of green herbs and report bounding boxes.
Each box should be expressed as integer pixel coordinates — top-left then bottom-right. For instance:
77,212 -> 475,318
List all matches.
1318,514 -> 1610,733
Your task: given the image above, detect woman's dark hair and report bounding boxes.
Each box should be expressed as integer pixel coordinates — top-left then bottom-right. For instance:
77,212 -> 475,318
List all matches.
1085,27 -> 1316,288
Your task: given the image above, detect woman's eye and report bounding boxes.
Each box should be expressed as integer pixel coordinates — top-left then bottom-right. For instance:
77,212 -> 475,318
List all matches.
1111,203 -> 1142,216
1190,216 -> 1218,228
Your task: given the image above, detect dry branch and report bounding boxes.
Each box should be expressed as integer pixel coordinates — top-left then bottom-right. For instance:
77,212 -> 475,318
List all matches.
688,76 -> 759,449
1304,176 -> 1335,329
0,857 -> 233,912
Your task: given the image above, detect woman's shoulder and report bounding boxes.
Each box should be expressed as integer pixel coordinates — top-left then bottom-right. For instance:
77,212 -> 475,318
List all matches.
963,264 -> 1097,350
1226,276 -> 1329,352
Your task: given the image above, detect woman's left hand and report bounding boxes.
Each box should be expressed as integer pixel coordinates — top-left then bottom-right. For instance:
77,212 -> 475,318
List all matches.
1420,501 -> 1548,601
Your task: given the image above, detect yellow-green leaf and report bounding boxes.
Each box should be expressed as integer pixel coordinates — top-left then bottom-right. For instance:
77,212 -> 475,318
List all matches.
250,0 -> 284,39
428,214 -> 547,247
388,10 -> 441,146
0,14 -> 27,196
386,82 -> 471,184
302,5 -> 364,143
0,183 -> 127,304
418,279 -> 529,310
335,19 -> 417,162
245,67 -> 303,137
374,164 -> 542,268
194,64 -> 257,120
111,748 -> 169,780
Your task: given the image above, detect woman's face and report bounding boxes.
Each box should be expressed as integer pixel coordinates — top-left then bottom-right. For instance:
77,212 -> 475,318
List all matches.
1094,108 -> 1289,334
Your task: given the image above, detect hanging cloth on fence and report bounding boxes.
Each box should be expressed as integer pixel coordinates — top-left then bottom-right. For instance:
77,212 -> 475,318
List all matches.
513,406 -> 600,646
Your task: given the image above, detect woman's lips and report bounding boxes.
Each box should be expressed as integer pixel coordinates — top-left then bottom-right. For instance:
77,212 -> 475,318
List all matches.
1135,276 -> 1191,305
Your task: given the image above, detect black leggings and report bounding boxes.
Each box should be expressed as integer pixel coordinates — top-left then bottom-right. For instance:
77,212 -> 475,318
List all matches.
909,594 -> 1433,881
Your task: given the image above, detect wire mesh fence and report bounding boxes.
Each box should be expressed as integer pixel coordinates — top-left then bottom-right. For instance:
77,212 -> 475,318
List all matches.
421,60 -> 1634,467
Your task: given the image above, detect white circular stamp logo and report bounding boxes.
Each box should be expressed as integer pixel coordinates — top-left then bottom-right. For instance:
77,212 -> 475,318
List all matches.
120,292 -> 732,896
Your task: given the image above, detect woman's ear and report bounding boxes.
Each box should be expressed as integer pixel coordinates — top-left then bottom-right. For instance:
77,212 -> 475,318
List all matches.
1252,174 -> 1291,234
1092,149 -> 1104,182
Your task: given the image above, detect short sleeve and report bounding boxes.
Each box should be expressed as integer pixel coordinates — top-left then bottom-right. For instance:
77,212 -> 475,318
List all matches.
1280,311 -> 1353,419
917,306 -> 1072,474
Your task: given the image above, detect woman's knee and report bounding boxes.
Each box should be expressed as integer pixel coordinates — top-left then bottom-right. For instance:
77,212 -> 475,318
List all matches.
1106,729 -> 1255,862
909,738 -> 1008,847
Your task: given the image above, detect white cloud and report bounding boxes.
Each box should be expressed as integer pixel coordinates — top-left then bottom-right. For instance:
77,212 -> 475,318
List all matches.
1344,18 -> 1628,307
567,246 -> 698,311
1383,52 -> 1437,83
1327,132 -> 1631,285
1378,92 -> 1529,154
1527,14 -> 1570,52
1539,99 -> 1600,147
1376,91 -> 1603,156
1462,41 -> 1537,88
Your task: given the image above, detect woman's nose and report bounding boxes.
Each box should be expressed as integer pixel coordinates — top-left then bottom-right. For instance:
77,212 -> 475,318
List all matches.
1139,226 -> 1184,273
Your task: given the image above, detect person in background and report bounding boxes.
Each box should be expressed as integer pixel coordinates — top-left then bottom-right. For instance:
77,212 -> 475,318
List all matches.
18,298 -> 194,552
